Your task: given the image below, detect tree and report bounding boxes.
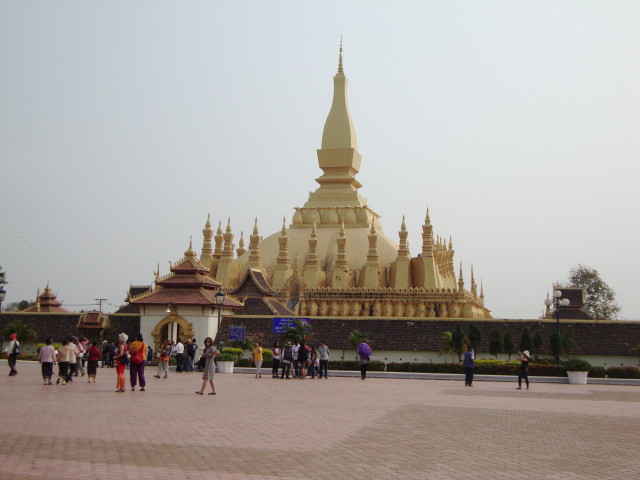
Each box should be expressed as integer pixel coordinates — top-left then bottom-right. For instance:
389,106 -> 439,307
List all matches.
550,329 -> 576,360
347,329 -> 370,347
503,332 -> 515,360
468,322 -> 482,351
532,330 -> 544,359
489,328 -> 503,359
439,331 -> 455,362
560,264 -> 621,320
2,300 -> 34,312
519,326 -> 533,353
1,321 -> 37,343
283,320 -> 312,343
0,266 -> 6,285
452,324 -> 466,362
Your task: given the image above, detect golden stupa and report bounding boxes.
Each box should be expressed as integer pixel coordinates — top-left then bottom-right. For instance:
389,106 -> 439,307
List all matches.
199,44 -> 491,319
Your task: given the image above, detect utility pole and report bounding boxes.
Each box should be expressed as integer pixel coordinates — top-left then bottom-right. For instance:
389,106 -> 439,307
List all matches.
95,298 -> 107,313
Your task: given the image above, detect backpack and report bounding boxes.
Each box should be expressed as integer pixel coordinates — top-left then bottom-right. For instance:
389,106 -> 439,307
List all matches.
12,342 -> 20,356
283,346 -> 293,361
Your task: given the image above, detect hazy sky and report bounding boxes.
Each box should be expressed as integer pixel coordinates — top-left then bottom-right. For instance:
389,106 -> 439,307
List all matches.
1,1 -> 638,319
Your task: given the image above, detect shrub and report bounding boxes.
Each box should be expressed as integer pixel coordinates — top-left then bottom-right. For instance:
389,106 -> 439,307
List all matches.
262,348 -> 273,362
217,352 -> 239,363
564,357 -> 592,372
589,366 -> 606,378
328,360 -> 385,371
606,366 -> 640,379
220,347 -> 243,359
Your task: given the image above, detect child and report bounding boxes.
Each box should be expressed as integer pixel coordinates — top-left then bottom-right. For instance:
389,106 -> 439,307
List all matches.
56,340 -> 72,385
39,337 -> 56,385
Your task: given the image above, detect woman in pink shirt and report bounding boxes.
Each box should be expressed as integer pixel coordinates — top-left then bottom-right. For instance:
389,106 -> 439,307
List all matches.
38,337 -> 56,385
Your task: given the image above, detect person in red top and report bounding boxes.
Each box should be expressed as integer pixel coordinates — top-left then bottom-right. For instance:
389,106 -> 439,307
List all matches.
114,333 -> 129,393
87,341 -> 101,383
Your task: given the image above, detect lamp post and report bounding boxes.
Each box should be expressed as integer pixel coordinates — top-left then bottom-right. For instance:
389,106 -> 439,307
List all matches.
0,285 -> 6,354
214,289 -> 225,351
544,289 -> 570,365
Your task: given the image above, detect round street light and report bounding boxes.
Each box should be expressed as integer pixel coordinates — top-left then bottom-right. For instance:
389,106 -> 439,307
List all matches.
215,289 -> 225,351
545,290 -> 570,365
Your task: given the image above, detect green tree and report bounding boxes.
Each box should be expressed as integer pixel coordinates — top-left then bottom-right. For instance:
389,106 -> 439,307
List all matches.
489,328 -> 503,359
0,266 -> 6,285
2,321 -> 37,343
519,326 -> 533,353
560,264 -> 621,320
283,320 -> 312,343
468,322 -> 482,351
532,330 -> 544,359
550,329 -> 576,360
439,331 -> 455,362
2,300 -> 34,312
451,323 -> 466,362
503,331 -> 515,360
347,329 -> 370,347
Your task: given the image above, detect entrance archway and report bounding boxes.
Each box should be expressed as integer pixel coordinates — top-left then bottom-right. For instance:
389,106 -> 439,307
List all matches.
150,312 -> 195,352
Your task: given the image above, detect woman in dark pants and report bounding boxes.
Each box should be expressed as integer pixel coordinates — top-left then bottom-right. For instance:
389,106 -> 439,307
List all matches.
463,345 -> 475,386
356,342 -> 371,380
271,342 -> 280,378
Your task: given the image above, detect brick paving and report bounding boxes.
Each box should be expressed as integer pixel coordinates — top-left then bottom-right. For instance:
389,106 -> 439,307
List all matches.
1,362 -> 639,479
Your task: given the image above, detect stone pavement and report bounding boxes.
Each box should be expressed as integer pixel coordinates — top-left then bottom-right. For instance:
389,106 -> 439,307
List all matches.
1,362 -> 639,480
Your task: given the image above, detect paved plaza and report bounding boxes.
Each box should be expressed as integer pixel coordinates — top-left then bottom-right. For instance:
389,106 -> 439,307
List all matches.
1,361 -> 639,479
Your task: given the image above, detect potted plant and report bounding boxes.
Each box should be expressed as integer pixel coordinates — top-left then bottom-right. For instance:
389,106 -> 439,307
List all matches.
216,352 -> 237,374
565,357 -> 592,385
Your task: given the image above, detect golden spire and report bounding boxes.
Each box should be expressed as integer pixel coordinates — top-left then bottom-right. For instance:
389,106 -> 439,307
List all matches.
248,218 -> 262,267
458,262 -> 465,291
276,217 -> 290,268
338,36 -> 343,73
184,236 -> 196,259
202,214 -> 213,256
214,220 -> 224,258
236,231 -> 246,257
366,222 -> 379,263
336,217 -> 348,268
222,218 -> 234,259
421,209 -> 434,256
397,215 -> 410,258
305,220 -> 319,270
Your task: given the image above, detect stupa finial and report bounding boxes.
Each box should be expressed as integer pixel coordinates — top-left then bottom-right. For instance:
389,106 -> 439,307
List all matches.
338,36 -> 343,73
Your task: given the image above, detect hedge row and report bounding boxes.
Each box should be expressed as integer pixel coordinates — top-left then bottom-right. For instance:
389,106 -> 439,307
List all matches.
385,362 -> 635,378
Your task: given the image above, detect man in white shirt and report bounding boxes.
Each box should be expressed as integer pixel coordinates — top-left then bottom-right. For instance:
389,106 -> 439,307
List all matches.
291,341 -> 300,378
174,339 -> 185,373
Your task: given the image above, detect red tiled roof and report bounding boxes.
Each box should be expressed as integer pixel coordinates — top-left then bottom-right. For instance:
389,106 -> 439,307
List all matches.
157,275 -> 220,289
171,258 -> 209,275
130,288 -> 243,308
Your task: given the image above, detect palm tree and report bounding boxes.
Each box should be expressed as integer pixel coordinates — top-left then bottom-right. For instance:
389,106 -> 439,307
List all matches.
439,331 -> 456,362
283,320 -> 311,343
2,321 -> 37,343
347,329 -> 370,347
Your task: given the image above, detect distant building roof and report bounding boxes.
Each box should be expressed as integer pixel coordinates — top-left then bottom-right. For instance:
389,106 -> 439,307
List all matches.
21,284 -> 70,313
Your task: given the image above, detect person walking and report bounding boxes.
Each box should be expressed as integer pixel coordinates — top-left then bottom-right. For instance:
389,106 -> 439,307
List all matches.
5,333 -> 20,376
297,340 -> 308,379
356,341 -> 372,380
318,340 -> 330,379
39,337 -> 56,385
280,342 -> 293,379
67,337 -> 78,382
154,340 -> 170,379
308,345 -> 318,378
195,337 -> 219,395
114,333 -> 129,393
271,342 -> 280,378
291,340 -> 300,378
174,338 -> 184,373
72,337 -> 86,378
463,345 -> 475,387
516,351 -> 531,390
129,334 -> 147,391
87,341 -> 101,383
56,339 -> 72,385
253,341 -> 263,378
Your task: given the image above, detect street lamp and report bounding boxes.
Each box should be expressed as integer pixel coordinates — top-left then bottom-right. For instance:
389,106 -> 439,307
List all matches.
544,289 -> 570,365
215,288 -> 225,351
0,285 -> 6,353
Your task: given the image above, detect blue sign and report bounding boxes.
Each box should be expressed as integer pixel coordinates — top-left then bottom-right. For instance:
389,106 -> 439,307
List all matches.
228,326 -> 245,342
273,317 -> 310,334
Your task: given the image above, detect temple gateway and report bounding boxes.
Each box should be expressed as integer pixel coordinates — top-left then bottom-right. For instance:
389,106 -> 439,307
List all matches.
132,45 -> 491,323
